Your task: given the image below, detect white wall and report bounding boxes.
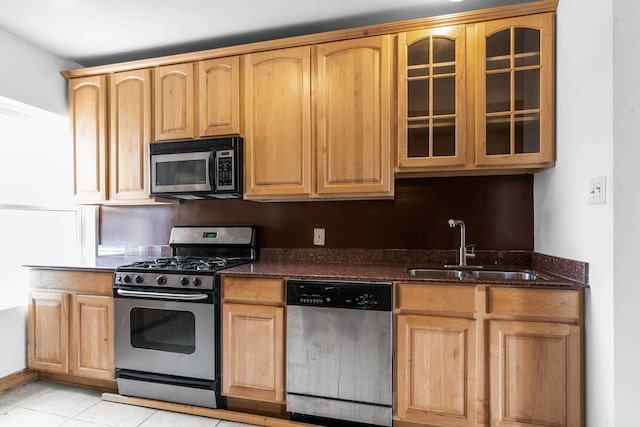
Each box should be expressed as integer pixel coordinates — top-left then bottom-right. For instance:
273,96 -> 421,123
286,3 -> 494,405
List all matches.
612,0 -> 640,424
0,28 -> 79,378
0,307 -> 27,378
534,0 -> 615,425
0,27 -> 80,115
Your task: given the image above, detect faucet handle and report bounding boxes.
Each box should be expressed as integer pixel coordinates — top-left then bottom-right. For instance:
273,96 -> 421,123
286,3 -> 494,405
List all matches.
465,244 -> 476,258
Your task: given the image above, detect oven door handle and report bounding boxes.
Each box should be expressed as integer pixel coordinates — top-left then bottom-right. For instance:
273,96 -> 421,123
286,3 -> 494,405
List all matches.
116,289 -> 209,301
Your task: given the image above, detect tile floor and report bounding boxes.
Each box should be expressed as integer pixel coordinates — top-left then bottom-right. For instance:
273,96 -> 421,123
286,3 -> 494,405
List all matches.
0,380 -> 259,427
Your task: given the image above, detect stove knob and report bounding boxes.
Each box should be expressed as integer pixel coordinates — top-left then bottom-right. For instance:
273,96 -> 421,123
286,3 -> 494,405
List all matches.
180,277 -> 190,286
122,275 -> 131,284
135,275 -> 144,284
192,277 -> 202,287
156,276 -> 167,285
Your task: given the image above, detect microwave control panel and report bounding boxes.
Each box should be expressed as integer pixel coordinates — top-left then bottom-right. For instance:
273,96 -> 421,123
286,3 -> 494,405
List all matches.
215,150 -> 235,191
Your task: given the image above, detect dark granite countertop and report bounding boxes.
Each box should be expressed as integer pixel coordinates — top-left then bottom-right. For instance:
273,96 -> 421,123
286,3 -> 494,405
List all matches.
24,248 -> 588,289
218,261 -> 584,289
219,248 -> 588,290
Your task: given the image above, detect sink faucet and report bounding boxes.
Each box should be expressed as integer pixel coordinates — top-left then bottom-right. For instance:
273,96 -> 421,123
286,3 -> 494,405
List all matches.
448,219 -> 476,267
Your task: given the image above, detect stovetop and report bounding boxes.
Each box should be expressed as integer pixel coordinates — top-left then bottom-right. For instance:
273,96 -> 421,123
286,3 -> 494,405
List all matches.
113,225 -> 257,291
119,256 -> 247,273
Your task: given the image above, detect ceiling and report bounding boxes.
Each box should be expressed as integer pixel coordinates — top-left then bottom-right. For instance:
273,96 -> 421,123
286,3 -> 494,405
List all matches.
0,0 -> 531,67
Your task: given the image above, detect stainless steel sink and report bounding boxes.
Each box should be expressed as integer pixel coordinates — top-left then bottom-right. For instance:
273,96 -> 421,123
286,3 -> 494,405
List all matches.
407,268 -> 547,281
468,270 -> 545,281
406,268 -> 468,279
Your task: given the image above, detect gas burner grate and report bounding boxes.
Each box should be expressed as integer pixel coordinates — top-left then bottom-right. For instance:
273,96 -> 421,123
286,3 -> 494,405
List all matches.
124,256 -> 250,272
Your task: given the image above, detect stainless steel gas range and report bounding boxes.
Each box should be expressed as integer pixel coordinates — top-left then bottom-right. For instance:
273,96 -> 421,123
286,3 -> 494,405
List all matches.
113,225 -> 256,408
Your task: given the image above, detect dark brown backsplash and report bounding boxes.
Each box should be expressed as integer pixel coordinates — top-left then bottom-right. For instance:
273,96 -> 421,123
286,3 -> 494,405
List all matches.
100,175 -> 533,250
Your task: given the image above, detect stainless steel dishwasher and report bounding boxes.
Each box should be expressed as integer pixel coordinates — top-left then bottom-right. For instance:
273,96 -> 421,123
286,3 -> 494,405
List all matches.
286,279 -> 393,426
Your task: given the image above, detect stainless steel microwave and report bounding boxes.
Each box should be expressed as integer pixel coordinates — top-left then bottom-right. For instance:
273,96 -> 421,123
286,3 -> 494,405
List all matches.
150,137 -> 242,200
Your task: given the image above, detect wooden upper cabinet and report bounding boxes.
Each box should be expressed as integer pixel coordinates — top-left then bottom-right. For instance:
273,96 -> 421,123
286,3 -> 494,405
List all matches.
154,63 -> 196,140
198,57 -> 241,136
475,13 -> 554,167
109,69 -> 153,202
316,36 -> 393,198
243,46 -> 312,199
398,26 -> 467,170
69,75 -> 107,203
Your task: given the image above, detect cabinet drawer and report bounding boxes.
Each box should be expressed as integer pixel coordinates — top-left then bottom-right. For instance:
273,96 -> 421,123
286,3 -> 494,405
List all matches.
489,287 -> 581,321
222,277 -> 285,303
29,270 -> 113,295
396,284 -> 476,315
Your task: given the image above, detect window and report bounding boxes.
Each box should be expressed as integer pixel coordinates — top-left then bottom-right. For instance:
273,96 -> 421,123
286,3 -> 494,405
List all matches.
0,96 -> 89,308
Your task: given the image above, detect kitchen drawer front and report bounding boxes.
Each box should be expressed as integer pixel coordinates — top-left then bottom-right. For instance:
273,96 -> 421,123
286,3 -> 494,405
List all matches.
29,269 -> 113,296
489,287 -> 581,321
222,277 -> 285,304
396,283 -> 476,315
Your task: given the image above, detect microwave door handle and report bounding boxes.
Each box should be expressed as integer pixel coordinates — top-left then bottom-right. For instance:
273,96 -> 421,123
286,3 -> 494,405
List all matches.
209,152 -> 217,192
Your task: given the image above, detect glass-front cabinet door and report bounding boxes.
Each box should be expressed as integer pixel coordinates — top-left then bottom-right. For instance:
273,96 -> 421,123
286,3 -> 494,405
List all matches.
398,26 -> 466,170
475,13 -> 554,167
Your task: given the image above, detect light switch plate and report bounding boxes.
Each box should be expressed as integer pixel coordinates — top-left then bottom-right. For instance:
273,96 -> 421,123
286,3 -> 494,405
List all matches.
313,228 -> 325,246
589,175 -> 606,204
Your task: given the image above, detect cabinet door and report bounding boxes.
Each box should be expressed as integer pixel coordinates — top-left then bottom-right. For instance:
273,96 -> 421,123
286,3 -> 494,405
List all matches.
69,76 -> 107,203
222,303 -> 285,403
396,314 -> 477,427
490,320 -> 582,427
243,46 -> 312,199
109,69 -> 153,201
154,63 -> 196,140
475,13 -> 554,167
198,57 -> 241,136
398,25 -> 467,169
70,295 -> 114,380
28,291 -> 69,373
316,36 -> 393,198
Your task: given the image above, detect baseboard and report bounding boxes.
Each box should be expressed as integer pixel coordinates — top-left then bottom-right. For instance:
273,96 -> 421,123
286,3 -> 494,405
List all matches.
103,393 -> 312,427
0,369 -> 38,394
37,372 -> 118,393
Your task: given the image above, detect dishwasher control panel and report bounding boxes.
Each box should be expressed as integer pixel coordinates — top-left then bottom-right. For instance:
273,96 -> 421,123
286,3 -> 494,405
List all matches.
286,279 -> 392,311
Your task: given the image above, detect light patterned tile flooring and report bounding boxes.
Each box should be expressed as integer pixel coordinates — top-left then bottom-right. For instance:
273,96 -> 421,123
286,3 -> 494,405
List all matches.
0,381 -> 259,427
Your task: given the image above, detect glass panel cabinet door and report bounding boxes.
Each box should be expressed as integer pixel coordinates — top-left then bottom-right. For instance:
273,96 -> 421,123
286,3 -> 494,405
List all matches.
398,26 -> 466,169
476,13 -> 555,167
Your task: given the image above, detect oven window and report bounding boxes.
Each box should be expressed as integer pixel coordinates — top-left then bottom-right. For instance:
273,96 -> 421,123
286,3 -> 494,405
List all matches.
130,308 -> 196,354
156,160 -> 207,185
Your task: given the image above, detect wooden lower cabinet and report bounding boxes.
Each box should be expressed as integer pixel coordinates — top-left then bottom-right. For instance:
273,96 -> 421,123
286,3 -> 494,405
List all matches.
70,294 -> 114,380
222,303 -> 285,402
395,284 -> 478,427
221,276 -> 286,404
396,314 -> 477,427
396,284 -> 584,427
28,292 -> 114,381
28,291 -> 70,373
28,270 -> 115,384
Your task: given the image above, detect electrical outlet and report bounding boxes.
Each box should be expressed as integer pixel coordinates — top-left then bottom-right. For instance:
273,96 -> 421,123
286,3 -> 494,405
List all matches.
313,228 -> 325,246
589,175 -> 606,204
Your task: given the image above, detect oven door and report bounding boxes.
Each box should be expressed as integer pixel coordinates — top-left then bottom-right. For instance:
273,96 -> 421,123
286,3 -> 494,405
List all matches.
114,291 -> 216,381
